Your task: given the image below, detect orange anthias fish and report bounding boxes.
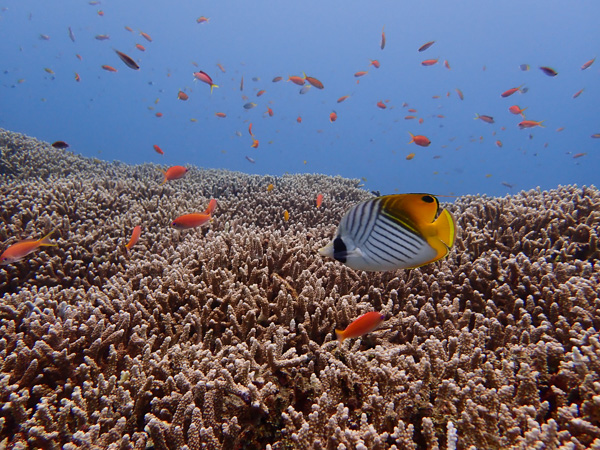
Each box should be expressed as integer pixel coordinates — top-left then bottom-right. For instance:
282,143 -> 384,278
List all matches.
0,230 -> 57,265
581,57 -> 595,70
140,31 -> 152,42
160,165 -> 188,185
369,60 -> 380,68
329,111 -> 337,122
335,311 -> 385,343
101,65 -> 117,72
215,112 -> 226,118
518,120 -> 544,129
380,26 -> 386,50
251,138 -> 259,148
455,88 -> 464,100
153,144 -> 164,155
193,71 -> 219,93
337,95 -> 350,103
418,40 -> 435,52
177,91 -> 189,101
539,66 -> 558,77
509,105 -> 527,117
421,58 -> 439,66
316,194 -> 323,208
172,199 -> 217,229
135,44 -> 145,51
114,49 -> 139,70
74,72 -> 81,82
501,85 -> 523,97
474,113 -> 494,124
303,73 -> 324,89
288,75 -> 305,86
408,132 -> 430,147
125,225 -> 141,250
376,101 -> 386,109
354,71 -> 368,77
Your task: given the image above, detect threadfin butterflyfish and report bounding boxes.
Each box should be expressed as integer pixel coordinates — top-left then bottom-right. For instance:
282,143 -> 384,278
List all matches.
319,193 -> 455,271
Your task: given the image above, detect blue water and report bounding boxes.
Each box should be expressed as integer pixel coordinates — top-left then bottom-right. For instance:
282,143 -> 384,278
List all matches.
1,0 -> 599,196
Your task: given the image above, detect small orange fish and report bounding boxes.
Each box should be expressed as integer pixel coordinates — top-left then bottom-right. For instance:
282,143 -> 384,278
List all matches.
288,75 -> 305,85
172,213 -> 211,229
125,225 -> 141,250
266,107 -> 274,117
74,72 -> 80,82
495,140 -> 503,148
97,10 -> 104,16
0,229 -> 57,265
406,152 -> 415,160
380,26 -> 386,50
501,85 -> 523,97
216,63 -> 226,73
444,60 -> 451,70
518,120 -> 544,129
101,65 -> 117,72
376,101 -> 386,109
508,105 -> 527,117
256,89 -> 266,97
124,26 -> 133,32
215,112 -> 226,118
140,31 -> 153,42
153,144 -> 164,155
455,88 -> 464,100
474,113 -> 494,124
316,194 -> 323,208
421,58 -> 438,66
248,123 -> 254,136
369,60 -> 380,68
297,116 -> 302,123
329,111 -> 337,122
272,76 -> 283,82
539,66 -> 557,77
335,311 -> 385,343
572,88 -> 584,99
354,71 -> 368,77
251,138 -> 259,148
408,132 -> 430,147
76,54 -> 82,61
196,16 -> 209,24
267,183 -> 274,192
408,108 -> 418,113
135,44 -> 145,51
404,115 -> 416,120
418,41 -> 435,52
418,118 -> 424,124
581,57 -> 595,70
573,152 -> 587,159
337,95 -> 350,103
160,165 -> 188,185
204,199 -> 217,216
177,91 -> 189,101
303,73 -> 324,89
193,71 -> 219,93
155,112 -> 163,118
283,210 -> 290,221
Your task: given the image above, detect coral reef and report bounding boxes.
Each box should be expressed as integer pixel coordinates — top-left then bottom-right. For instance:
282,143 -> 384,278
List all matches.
1,128 -> 599,449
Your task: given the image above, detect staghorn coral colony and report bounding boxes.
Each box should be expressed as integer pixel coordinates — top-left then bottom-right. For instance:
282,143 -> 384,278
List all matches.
0,128 -> 599,449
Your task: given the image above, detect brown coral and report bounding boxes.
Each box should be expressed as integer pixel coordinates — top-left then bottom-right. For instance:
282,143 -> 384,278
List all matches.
1,128 -> 599,449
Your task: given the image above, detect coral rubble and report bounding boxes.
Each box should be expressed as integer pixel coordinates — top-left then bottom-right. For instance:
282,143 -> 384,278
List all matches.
1,129 -> 599,449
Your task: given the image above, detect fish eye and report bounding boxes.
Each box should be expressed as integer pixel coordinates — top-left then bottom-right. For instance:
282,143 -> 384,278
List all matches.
421,195 -> 434,203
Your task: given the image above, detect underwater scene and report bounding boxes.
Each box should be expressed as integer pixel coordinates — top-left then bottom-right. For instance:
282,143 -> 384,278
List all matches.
1,0 -> 600,449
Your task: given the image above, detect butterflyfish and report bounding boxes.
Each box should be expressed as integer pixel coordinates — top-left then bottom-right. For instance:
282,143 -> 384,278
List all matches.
319,193 -> 456,271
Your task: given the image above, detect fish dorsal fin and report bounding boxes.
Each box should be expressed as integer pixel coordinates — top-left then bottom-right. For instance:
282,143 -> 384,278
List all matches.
379,194 -> 440,229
